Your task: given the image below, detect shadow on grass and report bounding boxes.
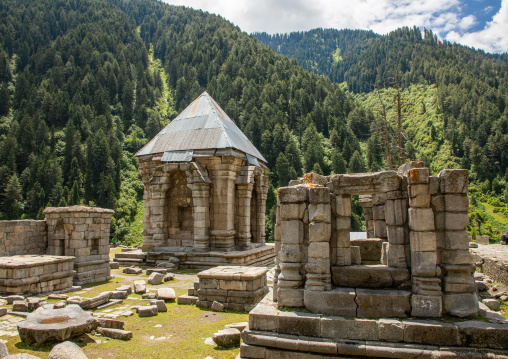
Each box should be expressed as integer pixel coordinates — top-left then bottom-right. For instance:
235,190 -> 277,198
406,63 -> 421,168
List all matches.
14,334 -> 95,353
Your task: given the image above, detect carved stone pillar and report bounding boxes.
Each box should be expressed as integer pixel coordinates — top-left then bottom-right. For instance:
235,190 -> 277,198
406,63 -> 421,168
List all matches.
188,182 -> 211,252
208,158 -> 242,251
236,183 -> 254,250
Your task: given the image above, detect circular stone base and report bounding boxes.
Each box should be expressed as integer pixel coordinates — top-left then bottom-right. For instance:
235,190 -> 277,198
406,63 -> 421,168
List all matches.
17,304 -> 97,344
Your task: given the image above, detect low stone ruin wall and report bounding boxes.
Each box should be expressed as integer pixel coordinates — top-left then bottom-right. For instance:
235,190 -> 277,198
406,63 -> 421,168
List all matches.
0,220 -> 47,257
0,255 -> 75,295
196,266 -> 269,312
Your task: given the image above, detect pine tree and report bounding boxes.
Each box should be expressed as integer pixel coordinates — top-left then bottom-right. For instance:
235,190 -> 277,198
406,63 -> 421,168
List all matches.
331,150 -> 347,174
3,174 -> 23,219
276,153 -> 291,187
349,150 -> 366,173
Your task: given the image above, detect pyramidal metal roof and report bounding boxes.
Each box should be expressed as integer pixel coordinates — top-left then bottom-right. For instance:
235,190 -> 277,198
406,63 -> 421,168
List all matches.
136,92 -> 267,164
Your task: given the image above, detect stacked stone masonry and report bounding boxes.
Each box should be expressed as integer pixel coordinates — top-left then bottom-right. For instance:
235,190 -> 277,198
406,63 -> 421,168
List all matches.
240,301 -> 508,359
0,206 -> 114,294
196,266 -> 269,312
0,255 -> 75,295
272,163 -> 478,319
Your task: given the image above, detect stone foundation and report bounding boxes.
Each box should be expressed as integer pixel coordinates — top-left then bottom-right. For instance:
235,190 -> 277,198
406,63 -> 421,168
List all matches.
114,244 -> 276,270
472,244 -> 508,285
195,266 -> 269,312
240,296 -> 508,358
0,220 -> 47,256
0,255 -> 75,295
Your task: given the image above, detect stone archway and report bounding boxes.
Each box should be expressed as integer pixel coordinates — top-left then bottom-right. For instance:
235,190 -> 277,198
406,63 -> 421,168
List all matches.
164,169 -> 194,247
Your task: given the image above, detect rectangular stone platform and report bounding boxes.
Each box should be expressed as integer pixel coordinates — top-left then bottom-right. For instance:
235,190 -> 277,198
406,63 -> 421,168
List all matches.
0,255 -> 75,295
114,244 -> 276,270
196,266 -> 269,312
240,295 -> 508,358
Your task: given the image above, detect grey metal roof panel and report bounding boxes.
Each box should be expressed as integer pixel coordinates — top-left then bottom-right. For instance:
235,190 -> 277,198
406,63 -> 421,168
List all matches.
136,92 -> 267,164
161,150 -> 194,162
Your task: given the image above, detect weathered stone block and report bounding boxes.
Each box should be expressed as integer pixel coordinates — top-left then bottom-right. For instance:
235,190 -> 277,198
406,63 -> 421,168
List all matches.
331,171 -> 401,195
280,203 -> 306,220
405,320 -> 460,346
147,272 -> 164,285
249,304 -> 278,331
277,288 -> 304,307
335,216 -> 350,231
308,203 -> 331,223
408,208 -> 435,231
411,295 -> 442,317
279,186 -> 308,203
149,299 -> 167,312
304,288 -> 357,317
336,247 -> 351,266
356,289 -> 411,318
444,230 -> 469,250
308,242 -> 330,259
320,316 -> 349,339
333,196 -> 351,217
440,250 -> 472,265
277,311 -> 321,337
309,187 -> 330,204
457,321 -> 508,350
444,212 -> 469,231
372,205 -> 385,220
384,199 -> 407,226
281,220 -> 303,244
409,193 -> 431,208
348,319 -> 379,340
350,238 -> 382,261
309,222 -> 331,242
438,169 -> 468,194
350,246 -> 361,265
410,231 -> 437,252
305,258 -> 330,274
378,319 -> 404,342
373,220 -> 386,238
387,244 -> 409,268
137,305 -> 158,317
411,252 -> 438,273
387,225 -> 407,245
332,265 -> 410,289
407,168 -> 430,184
443,293 -> 478,317
444,194 -> 469,212
279,244 -> 304,263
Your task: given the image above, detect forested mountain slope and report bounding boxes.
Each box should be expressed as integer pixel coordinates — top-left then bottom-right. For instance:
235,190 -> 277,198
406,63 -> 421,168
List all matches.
255,28 -> 508,239
0,0 -> 372,241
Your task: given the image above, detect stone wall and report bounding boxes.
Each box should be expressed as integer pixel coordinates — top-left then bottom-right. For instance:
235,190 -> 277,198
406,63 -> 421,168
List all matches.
44,206 -> 114,286
0,220 -> 47,257
273,166 -> 477,318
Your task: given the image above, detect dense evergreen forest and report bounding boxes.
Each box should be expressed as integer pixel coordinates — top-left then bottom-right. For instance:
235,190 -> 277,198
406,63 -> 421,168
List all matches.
0,0 -> 506,243
255,28 -> 508,239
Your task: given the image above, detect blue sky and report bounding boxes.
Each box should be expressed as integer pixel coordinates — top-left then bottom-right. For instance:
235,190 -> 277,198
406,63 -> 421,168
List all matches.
162,0 -> 507,53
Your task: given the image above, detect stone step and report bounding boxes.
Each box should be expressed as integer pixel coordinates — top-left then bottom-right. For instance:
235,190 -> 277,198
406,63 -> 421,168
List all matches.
115,252 -> 147,259
188,288 -> 195,296
177,295 -> 198,305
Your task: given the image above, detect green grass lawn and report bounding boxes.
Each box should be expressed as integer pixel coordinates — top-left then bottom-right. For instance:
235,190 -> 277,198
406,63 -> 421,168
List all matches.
2,268 -> 248,359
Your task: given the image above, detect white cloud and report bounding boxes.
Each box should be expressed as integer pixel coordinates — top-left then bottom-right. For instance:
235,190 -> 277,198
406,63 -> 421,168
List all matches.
445,0 -> 508,53
161,0 -> 507,53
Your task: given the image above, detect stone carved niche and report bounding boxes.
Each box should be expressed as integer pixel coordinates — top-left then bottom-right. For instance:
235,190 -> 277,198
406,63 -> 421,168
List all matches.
164,169 -> 194,247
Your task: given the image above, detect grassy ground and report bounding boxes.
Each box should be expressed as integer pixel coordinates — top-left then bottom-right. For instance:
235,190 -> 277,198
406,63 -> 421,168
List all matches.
1,255 -> 249,359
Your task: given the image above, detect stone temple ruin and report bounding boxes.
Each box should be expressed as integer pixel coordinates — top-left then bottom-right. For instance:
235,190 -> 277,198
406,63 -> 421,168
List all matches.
115,92 -> 275,269
0,206 -> 113,295
239,164 -> 508,358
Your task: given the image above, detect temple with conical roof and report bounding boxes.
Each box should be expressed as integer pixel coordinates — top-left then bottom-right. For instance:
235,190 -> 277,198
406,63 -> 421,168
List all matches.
134,92 -> 274,268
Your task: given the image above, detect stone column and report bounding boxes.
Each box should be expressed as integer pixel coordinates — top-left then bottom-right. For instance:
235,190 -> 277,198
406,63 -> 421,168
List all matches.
276,185 -> 308,307
372,193 -> 387,240
188,182 -> 211,252
306,187 -> 332,291
359,195 -> 374,238
407,167 -> 442,317
236,183 -> 254,249
255,175 -> 269,244
385,190 -> 409,268
438,169 -> 478,317
207,158 -> 242,251
331,194 -> 351,266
